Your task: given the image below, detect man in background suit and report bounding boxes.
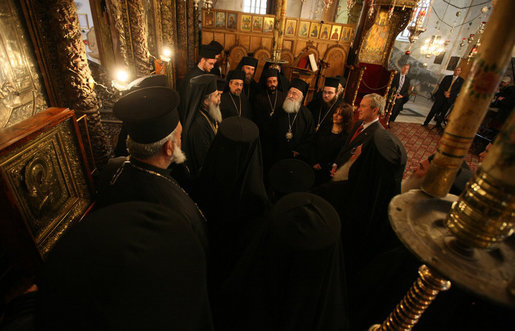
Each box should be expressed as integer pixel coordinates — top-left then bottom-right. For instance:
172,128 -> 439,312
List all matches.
422,67 -> 464,129
389,64 -> 411,123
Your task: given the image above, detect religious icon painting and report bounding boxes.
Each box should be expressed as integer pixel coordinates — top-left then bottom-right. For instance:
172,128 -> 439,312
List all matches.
252,16 -> 263,32
320,24 -> 331,40
204,11 -> 215,28
298,21 -> 309,38
216,12 -> 226,28
241,14 -> 252,32
341,27 -> 351,42
285,19 -> 297,36
227,13 -> 237,29
330,25 -> 341,41
263,17 -> 274,33
309,22 -> 320,38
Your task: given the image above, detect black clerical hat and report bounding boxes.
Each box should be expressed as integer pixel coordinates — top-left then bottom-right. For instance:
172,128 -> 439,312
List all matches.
209,40 -> 224,54
289,78 -> 309,96
227,69 -> 245,82
113,87 -> 180,144
190,74 -> 217,96
216,78 -> 226,91
270,192 -> 341,251
199,44 -> 217,59
239,56 -> 258,68
262,68 -> 279,80
218,116 -> 259,143
127,74 -> 168,91
269,158 -> 315,195
324,77 -> 340,88
335,75 -> 346,87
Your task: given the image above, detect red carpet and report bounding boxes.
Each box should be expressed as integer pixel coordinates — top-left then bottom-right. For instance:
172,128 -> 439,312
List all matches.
389,122 -> 480,178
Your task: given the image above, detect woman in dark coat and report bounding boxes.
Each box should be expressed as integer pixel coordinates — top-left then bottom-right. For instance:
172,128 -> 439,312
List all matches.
312,101 -> 354,185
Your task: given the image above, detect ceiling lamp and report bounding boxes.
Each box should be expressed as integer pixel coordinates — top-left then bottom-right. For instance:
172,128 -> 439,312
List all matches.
420,35 -> 446,57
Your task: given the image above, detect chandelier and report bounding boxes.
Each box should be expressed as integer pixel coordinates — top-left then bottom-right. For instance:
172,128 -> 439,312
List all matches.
420,35 -> 446,57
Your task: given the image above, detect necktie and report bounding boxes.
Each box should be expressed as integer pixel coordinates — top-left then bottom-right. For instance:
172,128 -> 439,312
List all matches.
349,124 -> 364,143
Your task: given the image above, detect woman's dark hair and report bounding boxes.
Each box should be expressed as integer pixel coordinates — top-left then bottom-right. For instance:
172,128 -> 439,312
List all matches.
333,100 -> 354,133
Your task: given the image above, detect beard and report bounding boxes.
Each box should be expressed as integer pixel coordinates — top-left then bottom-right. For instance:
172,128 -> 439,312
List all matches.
283,97 -> 301,114
208,102 -> 222,123
324,96 -> 336,106
268,85 -> 277,92
171,142 -> 187,164
244,75 -> 252,84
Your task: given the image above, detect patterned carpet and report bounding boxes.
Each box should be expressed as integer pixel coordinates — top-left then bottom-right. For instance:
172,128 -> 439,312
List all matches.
389,122 -> 480,178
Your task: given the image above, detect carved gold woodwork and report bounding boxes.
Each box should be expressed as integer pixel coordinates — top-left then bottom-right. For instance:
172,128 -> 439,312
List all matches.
227,45 -> 248,72
0,108 -> 93,256
0,107 -> 93,301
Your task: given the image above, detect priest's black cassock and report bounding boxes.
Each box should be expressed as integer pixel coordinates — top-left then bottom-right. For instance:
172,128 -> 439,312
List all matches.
178,45 -> 218,124
215,193 -> 348,331
182,74 -> 220,178
235,56 -> 260,102
307,77 -> 341,135
263,79 -> 315,167
220,70 -> 253,120
37,202 -> 213,330
96,87 -> 208,251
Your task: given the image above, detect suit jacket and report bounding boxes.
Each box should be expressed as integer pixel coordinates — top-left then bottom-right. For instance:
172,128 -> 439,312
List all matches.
391,73 -> 411,104
334,120 -> 383,166
435,75 -> 464,104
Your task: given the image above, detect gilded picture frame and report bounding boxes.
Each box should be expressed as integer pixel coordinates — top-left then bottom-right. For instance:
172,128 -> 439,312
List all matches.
241,14 -> 252,32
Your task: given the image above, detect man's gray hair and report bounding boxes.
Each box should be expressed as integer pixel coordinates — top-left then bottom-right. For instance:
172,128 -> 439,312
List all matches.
363,93 -> 386,116
126,127 -> 178,159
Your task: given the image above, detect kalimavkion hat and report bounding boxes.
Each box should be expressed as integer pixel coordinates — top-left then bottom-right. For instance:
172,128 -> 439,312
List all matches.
227,69 -> 245,82
289,78 -> 309,96
208,40 -> 224,54
262,68 -> 279,80
199,44 -> 218,59
269,158 -> 315,195
324,77 -> 340,88
113,87 -> 180,144
216,78 -> 226,91
239,56 -> 258,68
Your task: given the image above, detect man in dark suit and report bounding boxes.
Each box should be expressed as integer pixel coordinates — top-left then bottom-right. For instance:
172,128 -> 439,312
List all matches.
389,63 -> 411,123
333,93 -> 385,173
423,67 -> 464,128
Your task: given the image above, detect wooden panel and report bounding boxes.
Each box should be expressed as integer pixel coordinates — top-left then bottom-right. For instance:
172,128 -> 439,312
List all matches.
0,107 -> 94,301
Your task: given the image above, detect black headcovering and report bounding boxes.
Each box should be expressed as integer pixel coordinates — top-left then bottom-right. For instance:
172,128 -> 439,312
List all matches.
209,40 -> 224,54
113,86 -> 180,144
262,68 -> 279,80
324,77 -> 340,88
227,69 -> 245,82
127,74 -> 168,91
289,78 -> 309,96
216,78 -> 226,91
270,192 -> 341,251
335,75 -> 346,87
268,158 -> 315,195
197,116 -> 268,226
182,74 -> 218,143
239,56 -> 258,68
199,44 -> 217,59
37,201 -> 212,330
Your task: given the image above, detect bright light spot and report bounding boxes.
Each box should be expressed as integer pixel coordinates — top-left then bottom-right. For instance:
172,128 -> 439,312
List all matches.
116,69 -> 129,82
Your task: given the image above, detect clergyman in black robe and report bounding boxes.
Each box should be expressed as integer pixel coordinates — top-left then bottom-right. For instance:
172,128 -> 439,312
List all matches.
183,74 -> 223,177
215,192 -> 348,331
307,76 -> 340,135
96,86 -> 208,251
178,44 -> 218,124
208,40 -> 224,78
37,201 -> 213,330
263,78 -> 315,168
220,70 -> 253,120
235,56 -> 260,102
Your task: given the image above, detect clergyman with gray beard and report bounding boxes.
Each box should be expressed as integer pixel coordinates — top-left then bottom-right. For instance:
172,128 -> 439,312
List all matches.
261,78 -> 315,169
